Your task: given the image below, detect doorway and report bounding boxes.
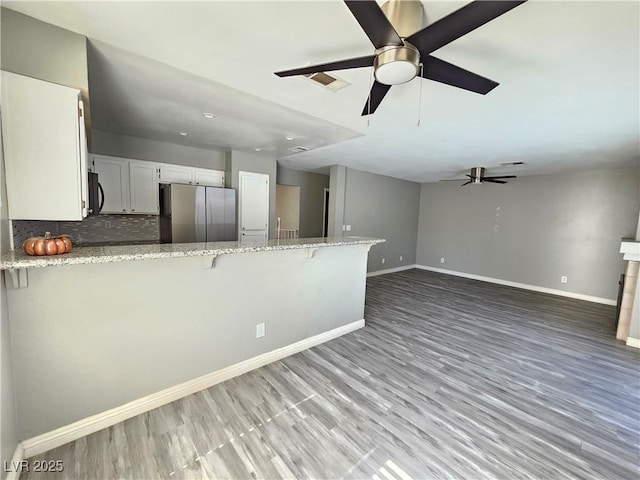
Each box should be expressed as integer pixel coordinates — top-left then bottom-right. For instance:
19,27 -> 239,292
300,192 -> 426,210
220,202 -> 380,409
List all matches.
276,184 -> 300,239
322,188 -> 329,237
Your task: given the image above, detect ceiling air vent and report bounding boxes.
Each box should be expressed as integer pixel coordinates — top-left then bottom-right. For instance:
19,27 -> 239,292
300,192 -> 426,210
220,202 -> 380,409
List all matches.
304,72 -> 350,92
287,145 -> 309,154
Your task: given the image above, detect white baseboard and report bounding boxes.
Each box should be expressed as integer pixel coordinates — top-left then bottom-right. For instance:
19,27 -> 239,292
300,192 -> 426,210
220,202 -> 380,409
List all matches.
626,337 -> 640,348
415,265 -> 616,306
20,319 -> 365,459
367,264 -> 417,277
4,443 -> 24,480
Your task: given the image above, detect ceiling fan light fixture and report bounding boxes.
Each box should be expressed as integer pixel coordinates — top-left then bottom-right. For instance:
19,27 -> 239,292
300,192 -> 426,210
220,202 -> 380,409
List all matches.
374,45 -> 419,85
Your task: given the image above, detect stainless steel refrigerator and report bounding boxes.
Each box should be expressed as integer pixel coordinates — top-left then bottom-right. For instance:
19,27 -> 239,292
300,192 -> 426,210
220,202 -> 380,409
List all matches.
159,184 -> 236,243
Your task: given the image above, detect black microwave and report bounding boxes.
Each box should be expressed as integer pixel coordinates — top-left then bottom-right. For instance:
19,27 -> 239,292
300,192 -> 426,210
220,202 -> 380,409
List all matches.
87,172 -> 104,216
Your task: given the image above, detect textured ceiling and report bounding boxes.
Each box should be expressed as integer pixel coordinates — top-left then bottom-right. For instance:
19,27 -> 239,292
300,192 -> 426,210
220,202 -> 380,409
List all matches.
5,1 -> 639,182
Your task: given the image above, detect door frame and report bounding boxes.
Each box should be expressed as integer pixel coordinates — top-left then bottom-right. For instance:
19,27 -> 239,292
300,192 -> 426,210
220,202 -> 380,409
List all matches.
322,187 -> 330,237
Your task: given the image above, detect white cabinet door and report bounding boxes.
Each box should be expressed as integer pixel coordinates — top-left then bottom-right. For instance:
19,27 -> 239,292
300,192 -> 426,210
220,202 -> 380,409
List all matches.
159,164 -> 193,185
92,155 -> 130,214
129,161 -> 159,214
193,168 -> 224,187
239,171 -> 269,240
92,156 -> 158,214
1,71 -> 87,220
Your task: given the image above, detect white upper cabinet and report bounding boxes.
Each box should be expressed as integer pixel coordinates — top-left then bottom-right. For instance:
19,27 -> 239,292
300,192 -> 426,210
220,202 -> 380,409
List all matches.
129,161 -> 159,214
91,155 -> 158,214
158,163 -> 224,187
1,71 -> 88,220
92,156 -> 129,213
158,164 -> 193,185
193,167 -> 224,187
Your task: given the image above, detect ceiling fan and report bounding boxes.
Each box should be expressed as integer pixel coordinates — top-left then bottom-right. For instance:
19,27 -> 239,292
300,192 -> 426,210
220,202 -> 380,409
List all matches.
275,0 -> 527,115
442,167 -> 517,186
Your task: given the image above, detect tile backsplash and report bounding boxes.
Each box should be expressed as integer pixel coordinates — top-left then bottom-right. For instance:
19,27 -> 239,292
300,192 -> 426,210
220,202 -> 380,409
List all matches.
12,215 -> 160,248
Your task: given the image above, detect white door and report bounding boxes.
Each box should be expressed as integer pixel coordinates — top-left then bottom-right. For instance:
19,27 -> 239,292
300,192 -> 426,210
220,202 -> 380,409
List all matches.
193,168 -> 224,187
239,171 -> 269,240
129,161 -> 159,214
92,155 -> 130,213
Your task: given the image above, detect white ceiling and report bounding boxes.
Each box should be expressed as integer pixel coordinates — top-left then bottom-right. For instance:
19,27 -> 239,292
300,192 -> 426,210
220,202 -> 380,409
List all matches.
5,0 -> 639,182
86,40 -> 362,159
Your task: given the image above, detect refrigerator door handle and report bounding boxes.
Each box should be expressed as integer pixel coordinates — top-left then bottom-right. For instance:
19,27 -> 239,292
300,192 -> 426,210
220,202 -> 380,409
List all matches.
97,182 -> 105,214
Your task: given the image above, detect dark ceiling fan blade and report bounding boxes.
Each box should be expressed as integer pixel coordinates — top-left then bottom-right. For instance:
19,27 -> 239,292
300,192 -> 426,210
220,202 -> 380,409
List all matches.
484,175 -> 517,179
344,0 -> 403,49
461,180 -> 473,186
421,56 -> 498,94
405,1 -> 527,55
482,178 -> 508,184
275,55 -> 376,77
361,81 -> 392,116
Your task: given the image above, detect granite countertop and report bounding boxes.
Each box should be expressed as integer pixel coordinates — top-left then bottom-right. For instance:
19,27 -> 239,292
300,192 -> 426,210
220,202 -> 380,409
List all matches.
0,237 -> 385,270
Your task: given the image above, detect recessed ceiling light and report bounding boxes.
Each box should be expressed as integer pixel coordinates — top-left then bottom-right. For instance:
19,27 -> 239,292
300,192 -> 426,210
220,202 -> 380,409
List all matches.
285,136 -> 294,141
179,132 -> 188,136
202,113 -> 216,119
254,148 -> 262,152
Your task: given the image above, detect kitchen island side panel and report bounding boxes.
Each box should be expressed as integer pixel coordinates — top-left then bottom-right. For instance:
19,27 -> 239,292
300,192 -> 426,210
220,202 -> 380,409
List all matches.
7,244 -> 367,439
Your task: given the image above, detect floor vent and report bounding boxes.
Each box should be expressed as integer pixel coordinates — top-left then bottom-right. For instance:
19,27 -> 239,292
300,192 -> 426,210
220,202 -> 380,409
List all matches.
287,146 -> 309,154
304,72 -> 350,92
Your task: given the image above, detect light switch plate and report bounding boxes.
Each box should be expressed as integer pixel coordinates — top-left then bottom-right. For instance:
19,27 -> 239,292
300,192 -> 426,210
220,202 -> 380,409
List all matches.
256,323 -> 265,338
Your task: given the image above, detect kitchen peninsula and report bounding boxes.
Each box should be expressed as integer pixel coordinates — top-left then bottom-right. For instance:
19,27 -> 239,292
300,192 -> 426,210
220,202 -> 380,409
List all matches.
1,236 -> 383,455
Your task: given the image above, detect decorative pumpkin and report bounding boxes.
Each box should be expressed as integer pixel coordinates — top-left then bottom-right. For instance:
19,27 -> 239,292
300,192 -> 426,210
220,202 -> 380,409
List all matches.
22,232 -> 73,256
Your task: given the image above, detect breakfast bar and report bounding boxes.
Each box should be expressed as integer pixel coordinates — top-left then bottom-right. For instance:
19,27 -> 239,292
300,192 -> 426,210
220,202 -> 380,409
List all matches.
1,237 -> 383,448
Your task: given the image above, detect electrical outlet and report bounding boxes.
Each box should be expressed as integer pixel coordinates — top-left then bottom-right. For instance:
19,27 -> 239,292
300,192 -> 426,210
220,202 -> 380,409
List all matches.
381,258 -> 386,264
104,220 -> 112,229
561,276 -> 568,284
440,257 -> 445,264
346,225 -> 351,231
256,323 -> 265,338
400,255 -> 403,261
342,225 -> 346,231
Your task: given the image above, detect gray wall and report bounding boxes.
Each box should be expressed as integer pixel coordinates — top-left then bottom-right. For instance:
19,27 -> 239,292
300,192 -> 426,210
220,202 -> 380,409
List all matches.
343,168 -> 420,272
276,167 -> 329,238
416,168 -> 640,300
1,121 -> 18,468
91,130 -> 226,170
1,7 -> 92,139
7,245 -> 368,438
226,150 -> 278,239
328,165 -> 347,238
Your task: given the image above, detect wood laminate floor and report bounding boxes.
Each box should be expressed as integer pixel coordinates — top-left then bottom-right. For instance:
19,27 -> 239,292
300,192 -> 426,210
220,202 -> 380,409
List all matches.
21,269 -> 640,480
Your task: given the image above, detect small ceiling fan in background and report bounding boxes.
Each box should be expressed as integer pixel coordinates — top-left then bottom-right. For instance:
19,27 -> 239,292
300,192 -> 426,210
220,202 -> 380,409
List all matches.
275,0 -> 527,115
441,167 -> 517,186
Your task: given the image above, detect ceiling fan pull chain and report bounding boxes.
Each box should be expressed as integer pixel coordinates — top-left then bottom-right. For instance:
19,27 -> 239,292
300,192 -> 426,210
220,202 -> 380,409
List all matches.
417,63 -> 424,127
